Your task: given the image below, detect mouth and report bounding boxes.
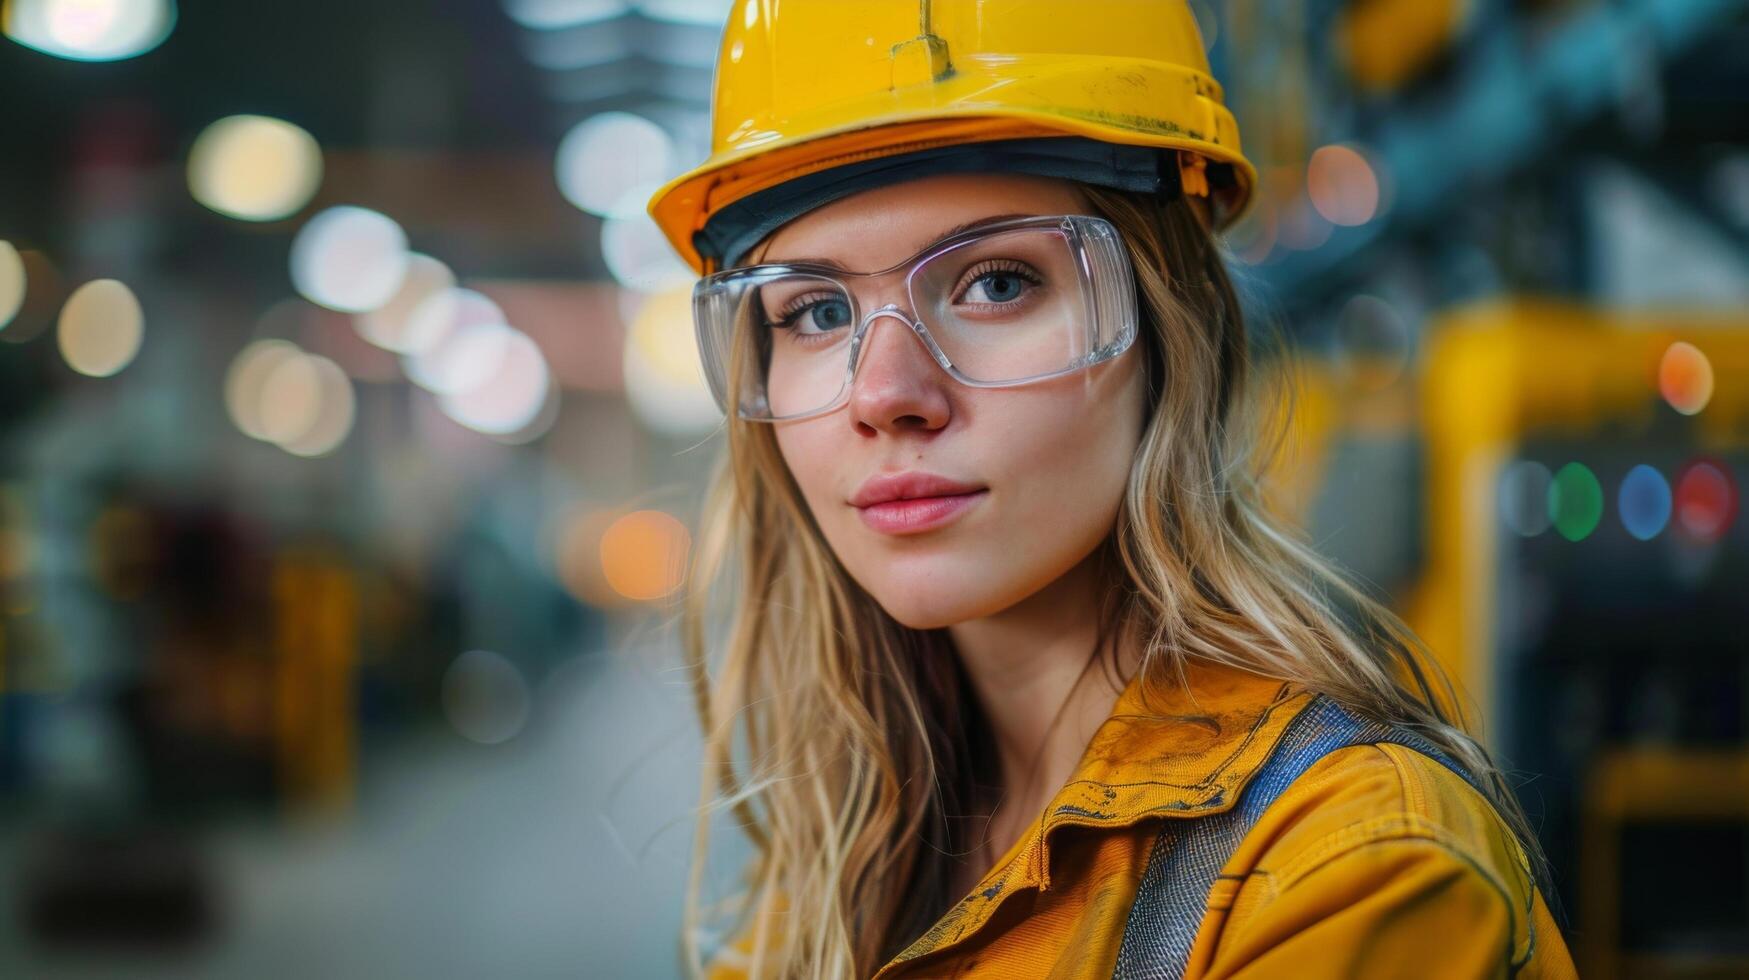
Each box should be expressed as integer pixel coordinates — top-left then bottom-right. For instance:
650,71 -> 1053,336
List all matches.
854,489 -> 989,535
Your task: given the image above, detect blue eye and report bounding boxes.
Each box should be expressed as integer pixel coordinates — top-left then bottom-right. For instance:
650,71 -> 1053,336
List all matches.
956,261 -> 1041,306
793,298 -> 852,333
968,271 -> 1027,303
766,293 -> 853,341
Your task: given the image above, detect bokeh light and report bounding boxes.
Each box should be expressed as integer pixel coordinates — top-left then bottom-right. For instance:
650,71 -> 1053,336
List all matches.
0,241 -> 24,330
1658,340 -> 1714,416
440,649 -> 530,745
598,509 -> 689,601
57,278 -> 143,377
623,287 -> 722,436
400,286 -> 503,358
639,0 -> 731,26
555,111 -> 674,218
436,328 -> 553,436
1618,464 -> 1671,541
502,0 -> 626,29
1674,460 -> 1737,542
277,354 -> 355,458
406,318 -> 515,396
225,338 -> 304,441
1499,460 -> 1553,537
290,206 -> 410,313
1548,462 -> 1603,542
489,376 -> 561,445
256,348 -> 325,444
3,0 -> 176,62
354,253 -> 454,352
601,210 -> 696,293
1306,143 -> 1381,226
187,114 -> 323,222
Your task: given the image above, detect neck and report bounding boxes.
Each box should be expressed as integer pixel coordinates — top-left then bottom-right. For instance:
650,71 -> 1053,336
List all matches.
946,546 -> 1139,861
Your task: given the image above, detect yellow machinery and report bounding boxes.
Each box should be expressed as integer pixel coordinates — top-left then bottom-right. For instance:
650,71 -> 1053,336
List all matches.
1412,300 -> 1749,976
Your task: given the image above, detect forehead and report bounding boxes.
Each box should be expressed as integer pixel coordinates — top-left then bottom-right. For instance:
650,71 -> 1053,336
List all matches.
755,172 -> 1091,273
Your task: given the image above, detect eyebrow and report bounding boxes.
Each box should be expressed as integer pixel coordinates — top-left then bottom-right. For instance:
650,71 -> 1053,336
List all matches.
761,212 -> 1039,272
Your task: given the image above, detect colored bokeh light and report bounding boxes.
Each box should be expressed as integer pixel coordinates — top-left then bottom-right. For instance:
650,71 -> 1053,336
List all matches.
599,510 -> 689,601
1658,341 -> 1714,416
1617,464 -> 1671,541
1306,144 -> 1381,227
1674,460 -> 1738,542
1499,460 -> 1553,537
1548,462 -> 1603,542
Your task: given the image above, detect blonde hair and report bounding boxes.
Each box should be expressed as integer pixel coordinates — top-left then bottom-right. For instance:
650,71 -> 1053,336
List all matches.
678,184 -> 1550,978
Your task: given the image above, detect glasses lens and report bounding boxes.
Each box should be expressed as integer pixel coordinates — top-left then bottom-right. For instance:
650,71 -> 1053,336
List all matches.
694,270 -> 857,420
758,274 -> 859,418
691,216 -> 1134,421
910,225 -> 1100,384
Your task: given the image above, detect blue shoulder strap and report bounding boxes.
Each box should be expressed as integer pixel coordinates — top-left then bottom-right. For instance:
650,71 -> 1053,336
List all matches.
1110,695 -> 1490,980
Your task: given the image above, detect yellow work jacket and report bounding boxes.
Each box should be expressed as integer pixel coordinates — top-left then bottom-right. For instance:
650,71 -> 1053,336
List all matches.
710,658 -> 1577,978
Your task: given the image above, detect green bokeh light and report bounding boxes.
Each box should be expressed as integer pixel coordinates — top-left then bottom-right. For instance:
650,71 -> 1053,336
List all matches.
1549,462 -> 1603,542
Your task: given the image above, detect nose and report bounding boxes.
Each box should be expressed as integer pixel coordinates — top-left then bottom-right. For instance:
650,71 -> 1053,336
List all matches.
846,306 -> 951,434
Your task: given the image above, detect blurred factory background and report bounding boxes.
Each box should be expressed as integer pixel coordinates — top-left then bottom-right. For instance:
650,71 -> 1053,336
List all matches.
0,1 -> 1745,977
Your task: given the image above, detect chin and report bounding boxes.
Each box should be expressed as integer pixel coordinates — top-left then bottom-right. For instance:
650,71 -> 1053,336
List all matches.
859,574 -> 1020,631
874,600 -> 965,631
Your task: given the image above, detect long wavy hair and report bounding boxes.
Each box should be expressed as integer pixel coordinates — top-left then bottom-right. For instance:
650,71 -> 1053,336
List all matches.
677,181 -> 1551,978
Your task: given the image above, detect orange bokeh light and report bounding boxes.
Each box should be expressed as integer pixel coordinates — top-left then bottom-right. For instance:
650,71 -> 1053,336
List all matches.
1658,341 -> 1714,415
598,510 -> 690,602
1306,144 -> 1381,227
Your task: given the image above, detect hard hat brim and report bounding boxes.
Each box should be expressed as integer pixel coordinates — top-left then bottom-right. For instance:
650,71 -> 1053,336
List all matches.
649,71 -> 1257,275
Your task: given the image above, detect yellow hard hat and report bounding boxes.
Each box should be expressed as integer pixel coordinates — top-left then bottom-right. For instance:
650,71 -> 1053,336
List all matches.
646,0 -> 1256,276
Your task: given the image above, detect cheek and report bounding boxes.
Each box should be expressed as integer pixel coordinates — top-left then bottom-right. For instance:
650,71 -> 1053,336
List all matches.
979,377 -> 1142,553
772,424 -> 841,521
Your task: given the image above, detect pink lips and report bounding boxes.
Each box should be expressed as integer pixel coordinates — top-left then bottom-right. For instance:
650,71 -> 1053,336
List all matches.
850,471 -> 989,535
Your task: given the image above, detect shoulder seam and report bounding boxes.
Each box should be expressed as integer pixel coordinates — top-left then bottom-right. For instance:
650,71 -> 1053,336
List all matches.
1270,814 -> 1532,971
1280,833 -> 1525,973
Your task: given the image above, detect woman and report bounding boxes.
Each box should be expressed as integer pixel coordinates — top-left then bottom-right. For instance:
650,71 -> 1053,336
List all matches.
647,3 -> 1577,977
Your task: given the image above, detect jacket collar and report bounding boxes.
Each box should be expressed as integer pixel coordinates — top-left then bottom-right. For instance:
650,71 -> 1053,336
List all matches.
881,658 -> 1314,974
1025,656 -> 1314,888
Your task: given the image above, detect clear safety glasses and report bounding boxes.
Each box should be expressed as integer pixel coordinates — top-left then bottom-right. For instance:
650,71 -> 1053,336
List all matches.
692,214 -> 1138,421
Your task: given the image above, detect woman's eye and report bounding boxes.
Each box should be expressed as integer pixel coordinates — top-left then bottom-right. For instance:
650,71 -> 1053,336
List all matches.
957,265 -> 1040,306
802,299 -> 853,332
966,271 -> 1027,304
771,296 -> 853,335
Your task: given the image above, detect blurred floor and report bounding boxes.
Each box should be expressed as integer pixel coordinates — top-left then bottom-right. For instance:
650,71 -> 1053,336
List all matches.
1,634 -> 721,980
